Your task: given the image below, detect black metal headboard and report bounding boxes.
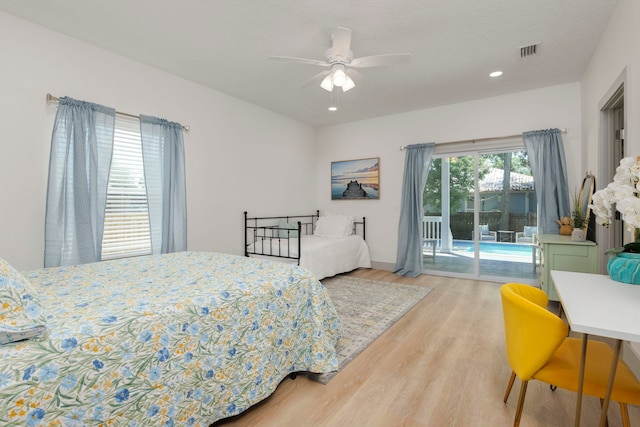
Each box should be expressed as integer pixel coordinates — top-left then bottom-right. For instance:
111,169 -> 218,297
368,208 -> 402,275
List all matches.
244,211 -> 366,263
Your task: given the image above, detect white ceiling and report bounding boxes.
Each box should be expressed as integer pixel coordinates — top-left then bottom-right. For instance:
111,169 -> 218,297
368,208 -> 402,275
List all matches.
0,0 -> 619,127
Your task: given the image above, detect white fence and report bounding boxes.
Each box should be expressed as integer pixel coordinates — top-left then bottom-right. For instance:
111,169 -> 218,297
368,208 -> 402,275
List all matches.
423,216 -> 453,253
423,216 -> 442,246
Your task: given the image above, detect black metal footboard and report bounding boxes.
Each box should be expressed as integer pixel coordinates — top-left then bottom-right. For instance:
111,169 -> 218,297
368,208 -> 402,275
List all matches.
244,211 -> 366,265
244,211 -> 319,265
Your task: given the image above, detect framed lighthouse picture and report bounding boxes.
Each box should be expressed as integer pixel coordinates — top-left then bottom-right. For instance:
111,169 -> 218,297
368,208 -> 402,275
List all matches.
331,157 -> 380,200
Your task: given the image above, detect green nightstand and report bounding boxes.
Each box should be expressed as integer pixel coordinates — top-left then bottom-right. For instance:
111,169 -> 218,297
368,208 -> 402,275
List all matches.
536,234 -> 598,301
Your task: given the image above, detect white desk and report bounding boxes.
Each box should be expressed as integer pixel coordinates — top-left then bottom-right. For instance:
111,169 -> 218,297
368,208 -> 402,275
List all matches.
551,270 -> 640,427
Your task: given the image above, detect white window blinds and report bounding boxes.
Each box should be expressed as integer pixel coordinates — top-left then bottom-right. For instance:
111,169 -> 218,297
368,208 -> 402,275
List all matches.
101,116 -> 152,260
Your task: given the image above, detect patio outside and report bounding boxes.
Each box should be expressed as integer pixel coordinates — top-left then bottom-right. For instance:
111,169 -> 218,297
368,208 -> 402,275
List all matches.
422,151 -> 538,282
422,234 -> 538,281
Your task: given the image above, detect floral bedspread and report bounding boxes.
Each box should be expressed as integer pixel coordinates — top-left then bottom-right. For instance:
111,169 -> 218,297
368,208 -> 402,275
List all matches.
0,252 -> 341,426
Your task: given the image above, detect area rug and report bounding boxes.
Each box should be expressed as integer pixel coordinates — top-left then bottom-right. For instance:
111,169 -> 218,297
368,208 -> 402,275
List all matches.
308,276 -> 432,384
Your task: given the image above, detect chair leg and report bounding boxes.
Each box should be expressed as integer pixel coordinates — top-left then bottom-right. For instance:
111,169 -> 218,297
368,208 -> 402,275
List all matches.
504,371 -> 516,403
620,402 -> 630,427
513,380 -> 528,427
599,399 -> 609,427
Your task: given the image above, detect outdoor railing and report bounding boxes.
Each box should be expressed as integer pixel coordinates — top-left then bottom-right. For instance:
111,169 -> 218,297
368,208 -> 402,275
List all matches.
423,216 -> 444,247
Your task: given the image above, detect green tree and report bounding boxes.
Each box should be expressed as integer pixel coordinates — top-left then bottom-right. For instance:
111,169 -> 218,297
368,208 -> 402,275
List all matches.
424,156 -> 491,213
500,152 -> 512,230
484,151 -> 531,176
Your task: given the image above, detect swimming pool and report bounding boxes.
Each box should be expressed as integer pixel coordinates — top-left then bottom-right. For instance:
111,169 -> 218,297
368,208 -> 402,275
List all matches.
453,240 -> 533,256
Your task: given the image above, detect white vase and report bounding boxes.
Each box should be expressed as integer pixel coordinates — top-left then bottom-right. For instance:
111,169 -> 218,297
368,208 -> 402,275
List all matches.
571,228 -> 586,242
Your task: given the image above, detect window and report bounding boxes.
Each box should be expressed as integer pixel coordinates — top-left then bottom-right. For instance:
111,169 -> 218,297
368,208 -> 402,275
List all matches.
101,116 -> 152,260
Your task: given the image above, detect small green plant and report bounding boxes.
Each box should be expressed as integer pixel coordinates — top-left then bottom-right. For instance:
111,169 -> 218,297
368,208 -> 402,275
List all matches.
572,190 -> 585,229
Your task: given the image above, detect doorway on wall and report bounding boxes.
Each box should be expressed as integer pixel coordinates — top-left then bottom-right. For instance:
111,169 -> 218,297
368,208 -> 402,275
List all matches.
598,75 -> 626,272
421,148 -> 538,283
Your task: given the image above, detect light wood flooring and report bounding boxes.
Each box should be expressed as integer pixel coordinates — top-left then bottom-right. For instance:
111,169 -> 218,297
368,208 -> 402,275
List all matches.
214,268 -> 639,426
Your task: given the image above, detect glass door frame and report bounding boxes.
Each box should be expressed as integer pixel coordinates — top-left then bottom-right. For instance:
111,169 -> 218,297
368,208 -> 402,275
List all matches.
422,145 -> 538,285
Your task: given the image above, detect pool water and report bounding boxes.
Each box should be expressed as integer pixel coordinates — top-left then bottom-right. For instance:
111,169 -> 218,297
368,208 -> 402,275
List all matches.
453,240 -> 533,256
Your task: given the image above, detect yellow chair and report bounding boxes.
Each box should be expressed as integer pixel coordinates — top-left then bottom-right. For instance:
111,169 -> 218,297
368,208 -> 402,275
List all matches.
500,283 -> 640,427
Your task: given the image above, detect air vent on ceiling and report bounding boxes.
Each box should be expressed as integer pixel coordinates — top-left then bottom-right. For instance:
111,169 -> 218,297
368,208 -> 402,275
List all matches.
520,43 -> 539,58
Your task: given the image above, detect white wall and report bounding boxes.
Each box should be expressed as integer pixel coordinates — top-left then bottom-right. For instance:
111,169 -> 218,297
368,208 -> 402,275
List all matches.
579,0 -> 640,379
317,83 -> 582,266
0,12 -> 317,271
581,0 -> 640,167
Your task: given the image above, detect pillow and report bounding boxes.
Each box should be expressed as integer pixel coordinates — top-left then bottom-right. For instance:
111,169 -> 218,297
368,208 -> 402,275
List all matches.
314,215 -> 354,238
0,257 -> 48,345
319,212 -> 356,235
278,219 -> 299,238
523,226 -> 537,238
479,224 -> 490,235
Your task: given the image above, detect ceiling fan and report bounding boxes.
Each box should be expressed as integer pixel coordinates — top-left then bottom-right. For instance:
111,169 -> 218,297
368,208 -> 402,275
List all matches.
270,27 -> 411,93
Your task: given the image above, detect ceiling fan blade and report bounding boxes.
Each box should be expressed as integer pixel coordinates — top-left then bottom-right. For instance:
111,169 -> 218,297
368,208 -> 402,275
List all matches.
299,70 -> 331,88
348,69 -> 366,85
350,53 -> 411,68
269,56 -> 329,67
331,27 -> 352,59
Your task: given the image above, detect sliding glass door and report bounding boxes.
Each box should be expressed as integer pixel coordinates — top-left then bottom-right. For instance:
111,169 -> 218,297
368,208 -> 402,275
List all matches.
422,149 -> 538,283
422,155 -> 475,275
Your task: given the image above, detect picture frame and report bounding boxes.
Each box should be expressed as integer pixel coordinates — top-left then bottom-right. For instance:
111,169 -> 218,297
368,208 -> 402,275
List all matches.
331,157 -> 380,200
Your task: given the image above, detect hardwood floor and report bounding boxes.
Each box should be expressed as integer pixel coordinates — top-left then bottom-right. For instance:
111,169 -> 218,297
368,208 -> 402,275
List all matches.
214,269 -> 639,426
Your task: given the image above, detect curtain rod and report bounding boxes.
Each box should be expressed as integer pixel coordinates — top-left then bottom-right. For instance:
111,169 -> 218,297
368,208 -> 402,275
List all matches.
46,93 -> 190,132
400,128 -> 568,150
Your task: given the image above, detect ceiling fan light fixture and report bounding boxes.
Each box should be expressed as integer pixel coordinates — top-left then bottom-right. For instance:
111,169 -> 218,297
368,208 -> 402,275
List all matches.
332,65 -> 347,87
341,75 -> 355,92
320,74 -> 334,92
273,27 -> 410,96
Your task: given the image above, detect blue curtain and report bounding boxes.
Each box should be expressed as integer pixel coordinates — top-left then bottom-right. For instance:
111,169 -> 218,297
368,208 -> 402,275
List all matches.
44,97 -> 115,267
523,128 -> 570,234
395,143 -> 435,277
140,115 -> 187,254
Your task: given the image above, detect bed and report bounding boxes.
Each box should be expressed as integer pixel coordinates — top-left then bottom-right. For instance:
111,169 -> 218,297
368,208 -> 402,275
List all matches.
244,211 -> 372,280
0,252 -> 341,426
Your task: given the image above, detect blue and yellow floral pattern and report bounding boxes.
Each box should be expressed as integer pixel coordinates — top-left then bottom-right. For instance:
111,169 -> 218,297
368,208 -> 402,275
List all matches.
0,257 -> 49,345
0,252 -> 341,426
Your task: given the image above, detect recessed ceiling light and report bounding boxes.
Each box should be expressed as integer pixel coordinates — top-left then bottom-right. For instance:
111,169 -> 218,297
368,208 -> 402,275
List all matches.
328,106 -> 338,112
490,71 -> 503,78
